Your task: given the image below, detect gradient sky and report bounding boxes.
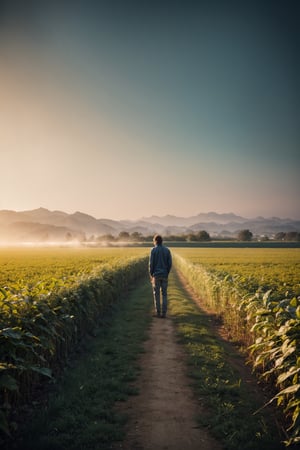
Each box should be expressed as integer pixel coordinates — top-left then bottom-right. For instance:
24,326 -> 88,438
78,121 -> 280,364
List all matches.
1,0 -> 299,220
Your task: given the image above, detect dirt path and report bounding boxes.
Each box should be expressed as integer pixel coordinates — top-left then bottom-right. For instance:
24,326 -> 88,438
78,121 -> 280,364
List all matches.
114,314 -> 222,450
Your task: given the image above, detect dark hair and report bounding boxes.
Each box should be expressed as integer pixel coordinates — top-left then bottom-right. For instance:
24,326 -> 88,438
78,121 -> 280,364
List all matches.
153,234 -> 163,245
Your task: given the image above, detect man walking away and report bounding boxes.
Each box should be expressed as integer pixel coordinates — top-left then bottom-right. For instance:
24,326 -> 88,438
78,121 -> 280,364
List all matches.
149,234 -> 172,318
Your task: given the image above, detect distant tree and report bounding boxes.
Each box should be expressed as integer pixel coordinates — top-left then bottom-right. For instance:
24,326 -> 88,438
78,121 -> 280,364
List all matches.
237,229 -> 253,241
97,234 -> 115,242
285,232 -> 300,241
274,231 -> 300,241
131,231 -> 142,241
118,231 -> 130,241
160,234 -> 182,241
275,232 -> 286,241
186,233 -> 198,242
144,235 -> 154,242
196,230 -> 211,241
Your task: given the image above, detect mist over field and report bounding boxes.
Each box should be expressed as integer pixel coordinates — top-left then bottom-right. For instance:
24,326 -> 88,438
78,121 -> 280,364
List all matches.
0,207 -> 299,245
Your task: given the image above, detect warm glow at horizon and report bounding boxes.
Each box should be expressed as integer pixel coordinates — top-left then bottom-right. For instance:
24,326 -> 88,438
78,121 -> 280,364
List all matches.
0,2 -> 299,221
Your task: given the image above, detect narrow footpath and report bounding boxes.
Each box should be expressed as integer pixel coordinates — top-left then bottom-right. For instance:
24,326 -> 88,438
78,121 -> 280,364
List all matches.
113,268 -> 284,450
114,295 -> 222,450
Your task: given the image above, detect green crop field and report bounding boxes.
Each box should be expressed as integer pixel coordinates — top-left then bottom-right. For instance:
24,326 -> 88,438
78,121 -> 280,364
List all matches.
173,247 -> 300,299
173,248 -> 300,446
0,247 -> 149,289
1,246 -> 299,445
0,247 -> 149,437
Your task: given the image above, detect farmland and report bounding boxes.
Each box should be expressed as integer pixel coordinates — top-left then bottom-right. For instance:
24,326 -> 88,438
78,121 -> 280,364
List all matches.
173,248 -> 300,446
174,247 -> 300,300
0,247 -> 149,438
1,246 -> 299,447
0,247 -> 149,288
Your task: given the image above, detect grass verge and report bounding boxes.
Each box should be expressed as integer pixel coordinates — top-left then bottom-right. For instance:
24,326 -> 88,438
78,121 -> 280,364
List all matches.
9,277 -> 153,450
168,268 -> 285,450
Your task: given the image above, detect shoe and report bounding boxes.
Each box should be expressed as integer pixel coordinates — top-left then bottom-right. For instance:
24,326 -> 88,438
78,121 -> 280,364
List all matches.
161,313 -> 166,318
156,312 -> 161,318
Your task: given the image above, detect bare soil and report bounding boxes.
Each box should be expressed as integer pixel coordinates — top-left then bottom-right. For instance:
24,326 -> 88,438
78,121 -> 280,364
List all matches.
113,314 -> 222,450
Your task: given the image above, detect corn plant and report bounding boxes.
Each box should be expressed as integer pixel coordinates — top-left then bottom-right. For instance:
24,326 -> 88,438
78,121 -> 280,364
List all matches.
173,248 -> 300,445
247,292 -> 300,446
0,248 -> 148,438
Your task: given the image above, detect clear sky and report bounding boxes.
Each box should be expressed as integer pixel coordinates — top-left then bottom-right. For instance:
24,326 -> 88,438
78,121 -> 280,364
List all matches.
0,0 -> 299,220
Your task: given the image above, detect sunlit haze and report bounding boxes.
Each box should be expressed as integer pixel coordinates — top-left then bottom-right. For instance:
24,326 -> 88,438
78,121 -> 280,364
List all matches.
1,0 -> 299,220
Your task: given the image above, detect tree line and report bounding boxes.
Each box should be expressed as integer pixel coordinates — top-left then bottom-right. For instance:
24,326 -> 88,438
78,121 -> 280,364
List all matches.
86,229 -> 300,243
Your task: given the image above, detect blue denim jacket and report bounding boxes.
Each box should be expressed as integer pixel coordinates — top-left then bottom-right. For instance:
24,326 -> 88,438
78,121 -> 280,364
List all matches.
149,244 -> 172,278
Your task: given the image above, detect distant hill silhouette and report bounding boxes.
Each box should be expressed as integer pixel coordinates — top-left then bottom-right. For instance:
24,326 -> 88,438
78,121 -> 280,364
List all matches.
0,208 -> 299,242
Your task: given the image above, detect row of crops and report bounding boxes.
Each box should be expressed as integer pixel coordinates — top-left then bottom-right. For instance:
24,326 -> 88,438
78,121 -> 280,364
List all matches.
0,247 -> 149,438
173,248 -> 300,446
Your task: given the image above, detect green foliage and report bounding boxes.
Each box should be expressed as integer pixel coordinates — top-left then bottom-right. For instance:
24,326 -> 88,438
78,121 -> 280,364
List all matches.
237,229 -> 253,241
247,293 -> 300,446
275,232 -> 300,242
0,248 -> 148,441
173,248 -> 300,446
9,278 -> 152,450
187,230 -> 211,242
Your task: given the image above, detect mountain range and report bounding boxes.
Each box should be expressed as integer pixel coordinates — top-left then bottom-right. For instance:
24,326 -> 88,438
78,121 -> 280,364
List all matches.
0,208 -> 299,243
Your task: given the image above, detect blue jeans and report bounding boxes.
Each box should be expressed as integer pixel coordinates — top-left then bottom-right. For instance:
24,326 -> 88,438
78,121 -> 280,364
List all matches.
152,276 -> 168,314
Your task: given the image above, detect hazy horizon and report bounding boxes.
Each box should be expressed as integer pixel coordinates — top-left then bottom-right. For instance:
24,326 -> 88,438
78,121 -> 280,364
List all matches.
1,1 -> 299,221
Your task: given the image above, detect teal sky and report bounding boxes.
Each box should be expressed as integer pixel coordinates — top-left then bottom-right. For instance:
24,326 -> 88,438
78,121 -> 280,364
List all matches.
1,0 -> 299,220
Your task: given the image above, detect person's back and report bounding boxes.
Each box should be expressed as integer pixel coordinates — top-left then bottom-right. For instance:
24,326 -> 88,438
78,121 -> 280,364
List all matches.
150,243 -> 172,278
149,234 -> 172,318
